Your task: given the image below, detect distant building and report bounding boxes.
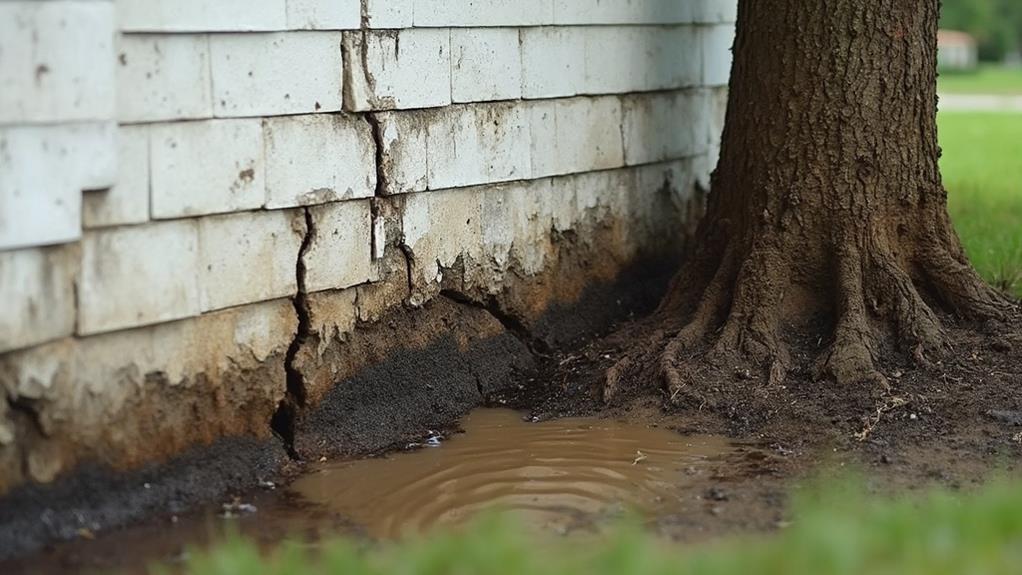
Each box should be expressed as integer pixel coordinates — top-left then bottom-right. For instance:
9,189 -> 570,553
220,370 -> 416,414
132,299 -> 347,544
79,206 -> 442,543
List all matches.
938,30 -> 978,71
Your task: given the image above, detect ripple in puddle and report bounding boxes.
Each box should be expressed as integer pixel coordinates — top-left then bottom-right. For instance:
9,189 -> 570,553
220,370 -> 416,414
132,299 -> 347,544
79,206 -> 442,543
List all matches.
290,409 -> 736,538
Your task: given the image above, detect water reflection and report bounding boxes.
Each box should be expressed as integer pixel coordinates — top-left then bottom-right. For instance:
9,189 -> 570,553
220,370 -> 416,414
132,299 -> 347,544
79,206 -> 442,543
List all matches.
290,409 -> 735,538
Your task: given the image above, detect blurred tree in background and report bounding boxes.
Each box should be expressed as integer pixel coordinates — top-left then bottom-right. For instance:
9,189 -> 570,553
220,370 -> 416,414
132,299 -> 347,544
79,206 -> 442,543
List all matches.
942,0 -> 1022,62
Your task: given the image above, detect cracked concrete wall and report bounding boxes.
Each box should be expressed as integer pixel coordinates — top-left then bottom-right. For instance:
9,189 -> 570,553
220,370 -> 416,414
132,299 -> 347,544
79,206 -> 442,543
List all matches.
1,0 -> 737,497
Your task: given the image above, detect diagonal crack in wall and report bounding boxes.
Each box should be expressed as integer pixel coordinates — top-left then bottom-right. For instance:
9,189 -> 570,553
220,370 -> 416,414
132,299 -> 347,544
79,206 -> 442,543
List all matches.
438,289 -> 550,357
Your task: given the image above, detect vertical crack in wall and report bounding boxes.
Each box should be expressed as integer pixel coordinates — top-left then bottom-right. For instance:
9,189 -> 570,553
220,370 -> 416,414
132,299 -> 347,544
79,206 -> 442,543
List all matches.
366,113 -> 387,198
272,208 -> 315,458
366,112 -> 416,299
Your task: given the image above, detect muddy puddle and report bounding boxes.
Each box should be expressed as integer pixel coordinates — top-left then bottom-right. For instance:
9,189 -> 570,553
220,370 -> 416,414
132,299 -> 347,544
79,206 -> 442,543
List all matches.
291,409 -> 736,538
5,409 -> 745,574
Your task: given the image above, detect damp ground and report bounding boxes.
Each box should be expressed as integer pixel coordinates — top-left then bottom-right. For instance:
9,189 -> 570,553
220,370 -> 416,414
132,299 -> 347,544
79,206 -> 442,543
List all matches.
5,314 -> 1022,574
3,405 -> 785,574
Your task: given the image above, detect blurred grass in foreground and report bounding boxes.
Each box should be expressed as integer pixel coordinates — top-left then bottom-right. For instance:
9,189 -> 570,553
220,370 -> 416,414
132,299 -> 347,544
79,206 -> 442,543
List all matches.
166,478 -> 1022,575
939,111 -> 1022,297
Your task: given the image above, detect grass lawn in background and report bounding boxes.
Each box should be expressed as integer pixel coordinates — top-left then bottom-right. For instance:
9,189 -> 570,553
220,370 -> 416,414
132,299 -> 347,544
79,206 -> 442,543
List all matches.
938,66 -> 1022,96
939,111 -> 1022,297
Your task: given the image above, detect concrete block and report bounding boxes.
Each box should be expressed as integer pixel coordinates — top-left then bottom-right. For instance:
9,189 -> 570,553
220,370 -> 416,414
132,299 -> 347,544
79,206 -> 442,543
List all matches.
451,28 -> 521,103
702,24 -> 736,87
427,103 -> 532,190
401,189 -> 482,291
306,289 -> 358,350
530,97 -> 624,178
343,29 -> 451,111
584,27 -> 701,94
553,0 -> 693,24
78,220 -> 201,335
520,28 -> 586,99
264,114 -> 376,209
695,0 -> 739,23
0,1 -> 115,124
707,86 -> 729,150
83,124 -> 149,228
116,34 -> 213,123
622,91 -> 706,165
150,119 -> 265,219
74,122 -> 119,192
479,179 -> 558,275
116,0 -> 287,32
636,159 -> 699,220
210,32 -> 343,117
374,111 -> 429,195
412,0 -> 554,26
362,0 -> 413,28
197,210 -> 305,312
304,200 -> 374,293
286,0 -> 361,29
0,126 -> 84,250
0,246 -> 78,353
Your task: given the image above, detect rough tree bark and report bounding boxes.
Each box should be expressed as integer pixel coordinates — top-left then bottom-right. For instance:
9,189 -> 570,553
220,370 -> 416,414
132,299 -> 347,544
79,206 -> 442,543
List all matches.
604,0 -> 1015,401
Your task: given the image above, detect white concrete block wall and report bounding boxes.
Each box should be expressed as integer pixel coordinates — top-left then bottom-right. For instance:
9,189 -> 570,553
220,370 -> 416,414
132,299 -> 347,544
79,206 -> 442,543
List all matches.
361,0 -> 413,28
530,97 -> 626,178
412,0 -> 555,27
703,24 -> 737,87
263,114 -> 376,208
149,119 -> 265,218
0,2 -> 116,124
78,220 -> 201,335
304,200 -> 375,292
210,32 -> 344,117
426,103 -> 532,189
623,91 -> 708,166
197,210 -> 305,312
374,111 -> 430,195
83,124 -> 150,228
116,0 -> 288,33
116,34 -> 213,123
1,0 -> 739,475
1,126 -> 88,250
1,0 -> 739,334
286,0 -> 361,30
584,27 -> 702,94
451,29 -> 522,103
343,29 -> 452,112
0,246 -> 78,353
520,28 -> 586,99
553,0 -> 693,25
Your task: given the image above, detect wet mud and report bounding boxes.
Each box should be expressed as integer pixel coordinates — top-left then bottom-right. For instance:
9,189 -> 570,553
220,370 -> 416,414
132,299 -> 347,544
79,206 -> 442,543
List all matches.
292,409 -> 736,538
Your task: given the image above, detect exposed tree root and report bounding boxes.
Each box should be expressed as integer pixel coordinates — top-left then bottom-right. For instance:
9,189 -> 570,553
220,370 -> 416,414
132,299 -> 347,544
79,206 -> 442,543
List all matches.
603,228 -> 1018,407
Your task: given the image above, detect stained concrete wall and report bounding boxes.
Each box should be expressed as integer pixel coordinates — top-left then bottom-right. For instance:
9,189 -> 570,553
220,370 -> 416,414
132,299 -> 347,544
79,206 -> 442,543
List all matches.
0,0 -> 736,501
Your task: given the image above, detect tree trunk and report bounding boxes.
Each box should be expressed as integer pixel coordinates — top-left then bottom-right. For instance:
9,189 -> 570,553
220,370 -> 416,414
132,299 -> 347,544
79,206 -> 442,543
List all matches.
605,0 -> 1014,401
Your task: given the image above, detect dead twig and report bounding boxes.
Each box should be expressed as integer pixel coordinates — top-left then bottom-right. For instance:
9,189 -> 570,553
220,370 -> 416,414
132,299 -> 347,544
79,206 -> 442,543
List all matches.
854,396 -> 908,442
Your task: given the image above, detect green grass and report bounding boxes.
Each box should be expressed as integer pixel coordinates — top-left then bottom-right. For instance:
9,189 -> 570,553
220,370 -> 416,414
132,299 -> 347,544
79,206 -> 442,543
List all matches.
939,111 -> 1022,296
938,66 -> 1022,96
167,478 -> 1022,575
